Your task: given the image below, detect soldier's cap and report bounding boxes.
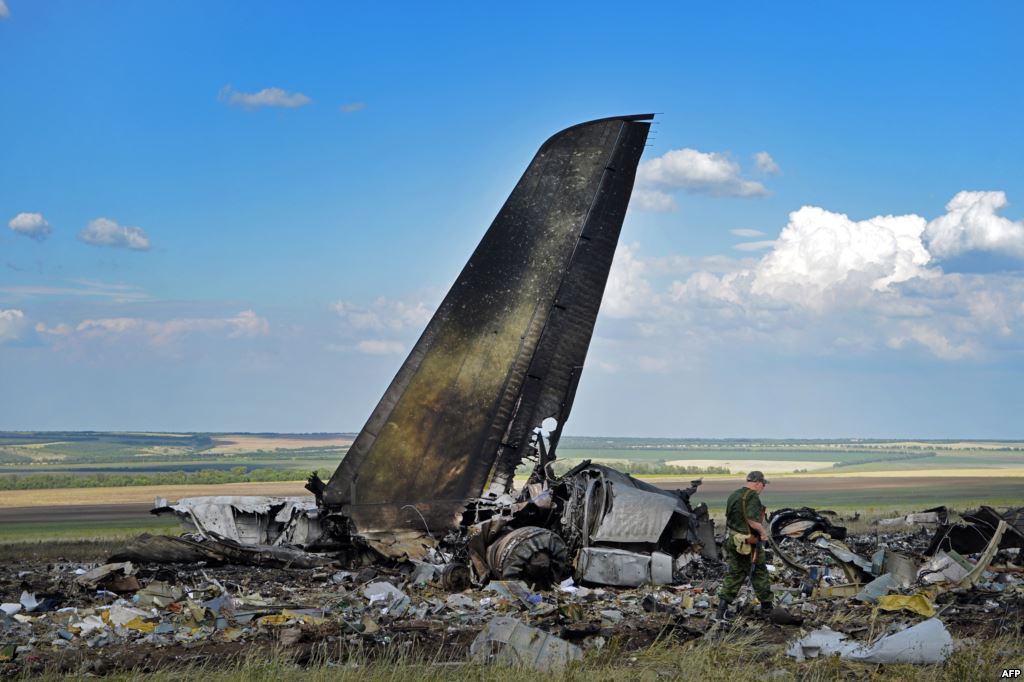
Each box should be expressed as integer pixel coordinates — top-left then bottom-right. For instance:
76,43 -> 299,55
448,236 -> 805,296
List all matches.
746,470 -> 769,485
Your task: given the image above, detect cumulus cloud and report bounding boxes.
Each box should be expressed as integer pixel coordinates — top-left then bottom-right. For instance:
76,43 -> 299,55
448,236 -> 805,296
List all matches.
8,213 -> 51,241
0,309 -> 26,343
753,151 -> 781,175
69,310 -> 268,344
621,191 -> 1024,361
78,218 -> 151,250
636,148 -> 768,199
751,206 -> 931,306
730,228 -> 765,238
604,243 -> 654,318
925,191 -> 1024,259
339,101 -> 366,113
219,85 -> 312,109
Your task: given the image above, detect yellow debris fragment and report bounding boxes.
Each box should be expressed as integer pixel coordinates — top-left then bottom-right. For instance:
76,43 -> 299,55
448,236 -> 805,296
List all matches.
124,617 -> 156,633
876,594 -> 936,618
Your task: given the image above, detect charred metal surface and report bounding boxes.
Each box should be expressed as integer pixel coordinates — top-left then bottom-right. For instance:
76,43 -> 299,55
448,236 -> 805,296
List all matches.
926,505 -> 1024,555
320,115 -> 654,535
769,507 -> 848,543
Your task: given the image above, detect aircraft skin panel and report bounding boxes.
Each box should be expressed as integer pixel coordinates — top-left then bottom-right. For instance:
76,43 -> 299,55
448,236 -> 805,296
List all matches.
321,115 -> 653,533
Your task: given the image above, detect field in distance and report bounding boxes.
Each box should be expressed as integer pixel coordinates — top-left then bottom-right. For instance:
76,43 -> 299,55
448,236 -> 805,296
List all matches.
4,432 -> 1024,486
2,432 -> 1022,543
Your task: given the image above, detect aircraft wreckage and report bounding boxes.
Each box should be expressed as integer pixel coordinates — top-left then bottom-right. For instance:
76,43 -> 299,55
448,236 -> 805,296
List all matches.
125,114 -> 720,588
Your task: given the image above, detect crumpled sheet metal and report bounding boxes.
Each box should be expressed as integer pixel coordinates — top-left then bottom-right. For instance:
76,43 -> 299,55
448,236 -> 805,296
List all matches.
813,536 -> 874,580
153,496 -> 321,545
854,573 -> 896,603
787,618 -> 954,664
918,550 -> 973,585
959,519 -> 1007,587
590,482 -> 678,544
470,616 -> 582,671
927,505 -> 1024,555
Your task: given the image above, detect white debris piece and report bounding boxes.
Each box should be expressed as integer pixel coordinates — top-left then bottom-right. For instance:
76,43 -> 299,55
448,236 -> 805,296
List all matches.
470,616 -> 583,671
787,619 -> 954,664
108,603 -> 151,626
19,592 -> 39,612
363,581 -> 407,605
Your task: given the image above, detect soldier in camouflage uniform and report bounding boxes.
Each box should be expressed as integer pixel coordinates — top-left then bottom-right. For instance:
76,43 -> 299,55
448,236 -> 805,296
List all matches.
715,471 -> 772,621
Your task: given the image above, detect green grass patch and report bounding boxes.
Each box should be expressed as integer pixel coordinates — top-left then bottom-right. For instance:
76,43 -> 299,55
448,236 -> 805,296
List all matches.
0,517 -> 180,543
0,467 -> 309,490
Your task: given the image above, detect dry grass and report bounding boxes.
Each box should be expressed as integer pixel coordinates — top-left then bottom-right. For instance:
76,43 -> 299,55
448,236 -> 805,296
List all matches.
19,630 -> 1023,681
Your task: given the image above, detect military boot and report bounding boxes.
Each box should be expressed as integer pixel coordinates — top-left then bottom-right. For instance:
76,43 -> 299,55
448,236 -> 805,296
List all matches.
714,599 -> 731,622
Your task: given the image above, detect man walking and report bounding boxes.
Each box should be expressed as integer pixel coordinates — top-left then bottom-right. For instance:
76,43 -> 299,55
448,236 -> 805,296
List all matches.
715,471 -> 773,621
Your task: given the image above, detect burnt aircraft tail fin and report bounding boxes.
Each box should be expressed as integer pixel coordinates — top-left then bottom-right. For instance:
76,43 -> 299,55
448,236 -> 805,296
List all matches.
320,115 -> 654,535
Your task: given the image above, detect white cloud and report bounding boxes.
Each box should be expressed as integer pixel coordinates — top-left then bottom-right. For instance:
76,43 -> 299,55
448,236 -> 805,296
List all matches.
8,213 -> 51,241
631,189 -> 676,212
0,309 -> 26,343
339,101 -> 366,113
636,148 -> 768,199
730,228 -> 765,238
751,206 -> 931,306
753,151 -> 781,175
219,85 -> 312,109
70,310 -> 268,344
0,1 -> 9,19
733,240 -> 776,252
356,339 -> 405,355
604,243 -> 654,318
79,218 -> 151,250
925,191 -> 1024,259
624,191 -> 1024,361
332,297 -> 433,332
0,280 -> 149,303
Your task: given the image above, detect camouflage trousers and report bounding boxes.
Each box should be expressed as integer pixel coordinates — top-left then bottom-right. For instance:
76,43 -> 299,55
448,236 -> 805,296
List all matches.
717,539 -> 773,605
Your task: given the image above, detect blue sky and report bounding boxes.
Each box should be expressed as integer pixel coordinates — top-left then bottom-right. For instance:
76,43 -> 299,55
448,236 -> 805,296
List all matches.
2,2 -> 1023,437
